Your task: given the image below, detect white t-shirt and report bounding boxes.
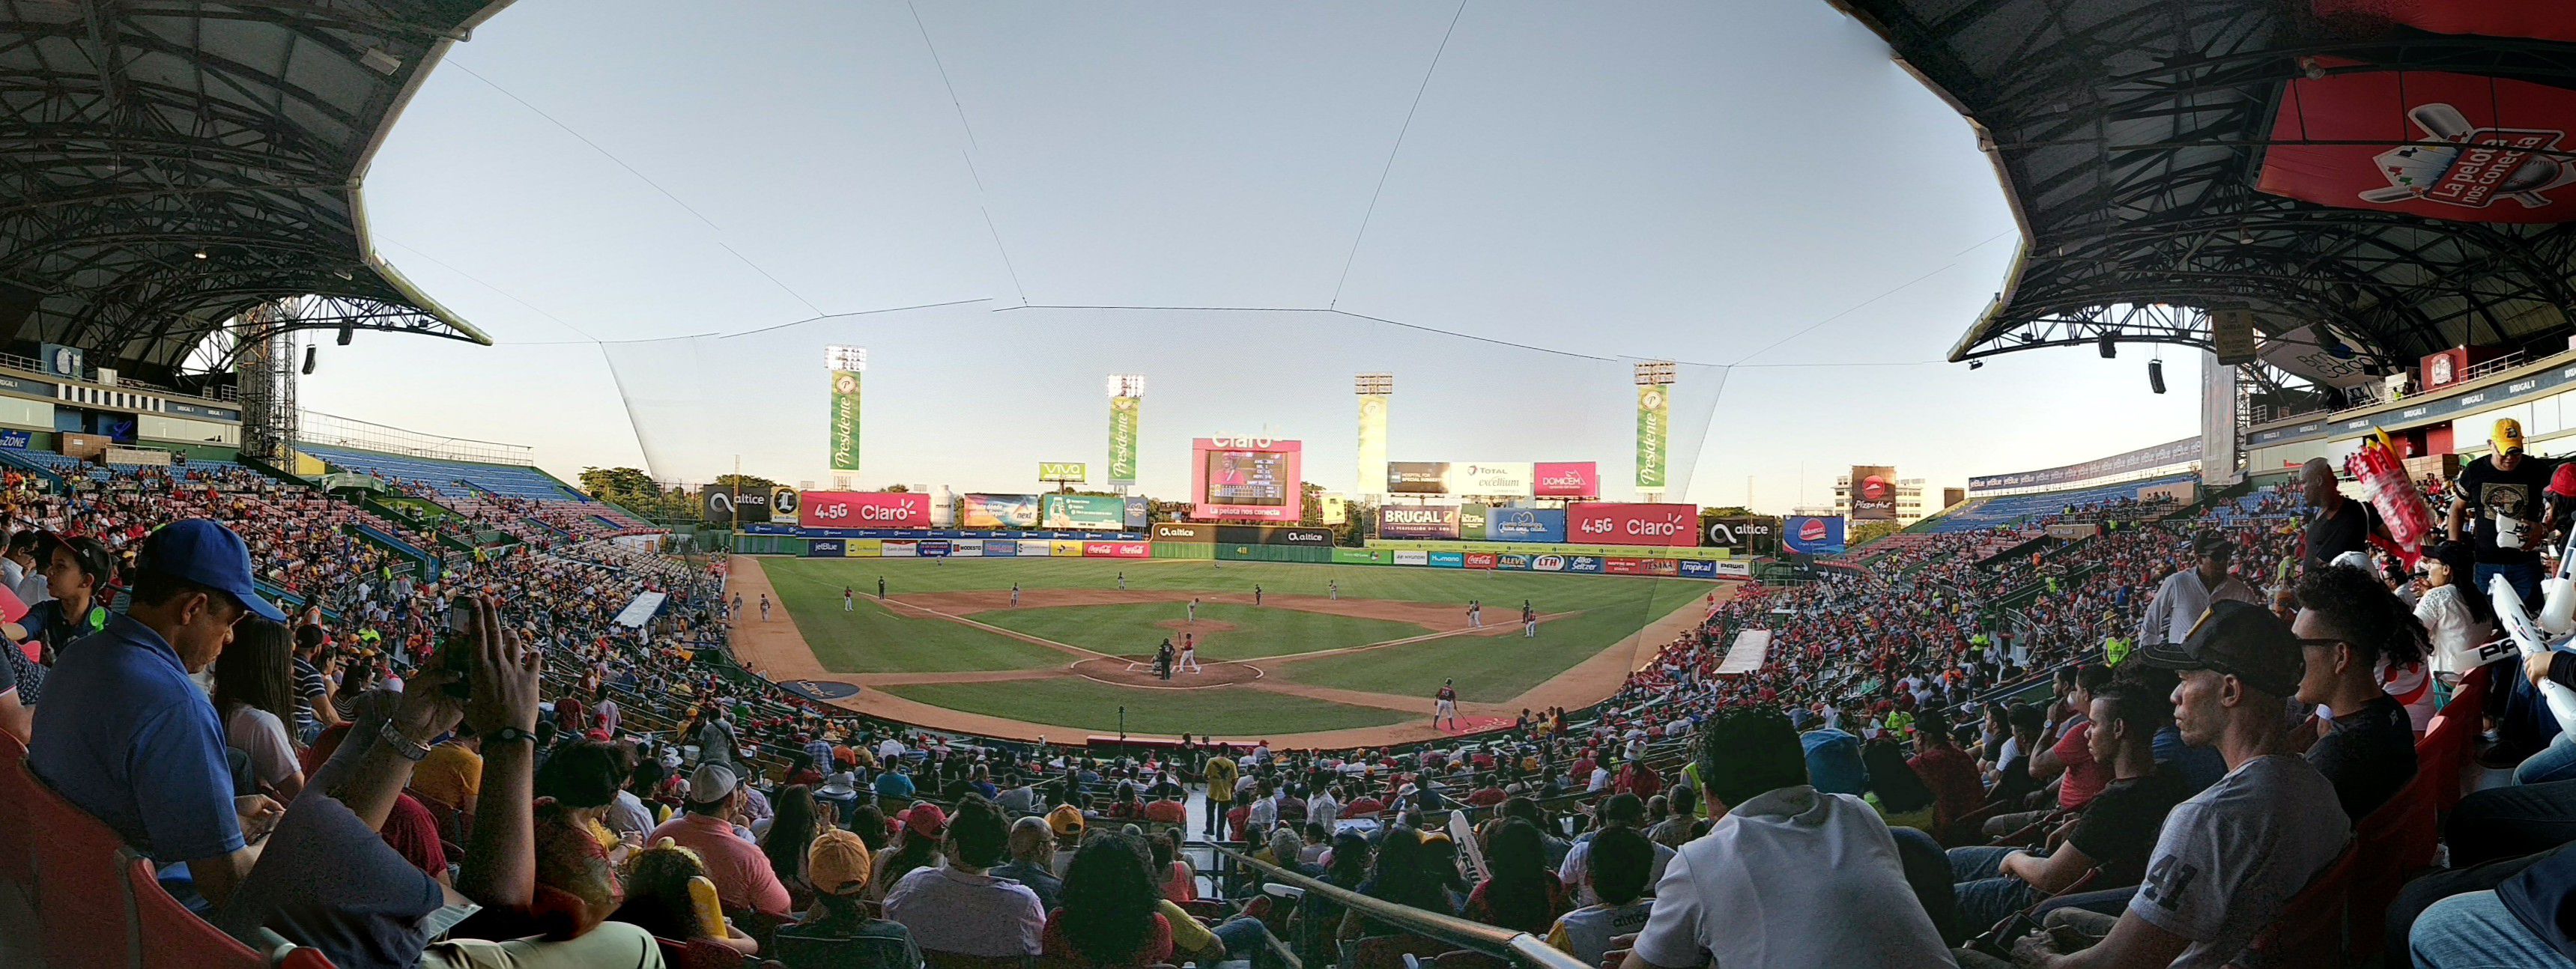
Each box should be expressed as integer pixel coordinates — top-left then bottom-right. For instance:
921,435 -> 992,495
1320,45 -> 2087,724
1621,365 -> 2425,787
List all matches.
222,702 -> 298,790
1629,786 -> 1954,969
2129,755 -> 2351,968
1557,829 -> 1676,907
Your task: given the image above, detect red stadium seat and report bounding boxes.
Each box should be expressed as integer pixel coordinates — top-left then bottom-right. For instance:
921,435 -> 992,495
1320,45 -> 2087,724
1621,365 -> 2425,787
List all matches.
2236,842 -> 2358,968
22,757 -> 140,969
2348,770 -> 2441,966
2419,673 -> 2486,812
0,729 -> 30,889
124,850 -> 272,969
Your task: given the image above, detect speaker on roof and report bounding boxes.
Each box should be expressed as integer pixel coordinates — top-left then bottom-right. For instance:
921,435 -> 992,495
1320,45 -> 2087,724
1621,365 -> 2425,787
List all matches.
2148,359 -> 2166,394
2097,332 -> 2117,358
301,346 -> 316,375
336,325 -> 353,346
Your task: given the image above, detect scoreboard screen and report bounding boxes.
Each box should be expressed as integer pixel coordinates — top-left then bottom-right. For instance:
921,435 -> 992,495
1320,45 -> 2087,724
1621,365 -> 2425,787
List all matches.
1204,449 -> 1291,506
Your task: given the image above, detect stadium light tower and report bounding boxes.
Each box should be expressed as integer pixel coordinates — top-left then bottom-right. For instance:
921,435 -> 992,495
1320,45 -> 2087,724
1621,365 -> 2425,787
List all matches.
1634,361 -> 1676,502
825,346 -> 866,490
1356,373 -> 1392,500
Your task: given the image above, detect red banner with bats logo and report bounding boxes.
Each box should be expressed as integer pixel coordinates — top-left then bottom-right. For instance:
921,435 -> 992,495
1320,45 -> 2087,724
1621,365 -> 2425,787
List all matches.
2258,66 -> 2576,223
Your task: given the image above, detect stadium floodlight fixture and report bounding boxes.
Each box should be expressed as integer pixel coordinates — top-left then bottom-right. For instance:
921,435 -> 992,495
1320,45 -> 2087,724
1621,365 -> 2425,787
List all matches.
823,345 -> 867,371
1354,373 -> 1393,395
1108,374 -> 1145,398
1632,361 -> 1676,386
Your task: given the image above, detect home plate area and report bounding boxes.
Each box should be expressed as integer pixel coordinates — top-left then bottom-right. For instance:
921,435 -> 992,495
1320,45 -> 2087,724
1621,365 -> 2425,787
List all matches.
1067,655 -> 1262,688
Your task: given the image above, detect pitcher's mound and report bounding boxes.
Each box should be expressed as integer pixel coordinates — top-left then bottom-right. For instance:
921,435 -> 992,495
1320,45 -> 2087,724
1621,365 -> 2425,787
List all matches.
1069,656 -> 1262,689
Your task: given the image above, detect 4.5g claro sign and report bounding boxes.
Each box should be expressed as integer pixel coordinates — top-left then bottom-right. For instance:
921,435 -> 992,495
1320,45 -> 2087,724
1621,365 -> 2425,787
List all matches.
798,491 -> 932,529
1566,502 -> 1700,547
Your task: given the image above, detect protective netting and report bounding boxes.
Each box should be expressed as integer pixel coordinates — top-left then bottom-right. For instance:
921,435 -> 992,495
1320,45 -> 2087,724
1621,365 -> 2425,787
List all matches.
600,301 -> 1724,501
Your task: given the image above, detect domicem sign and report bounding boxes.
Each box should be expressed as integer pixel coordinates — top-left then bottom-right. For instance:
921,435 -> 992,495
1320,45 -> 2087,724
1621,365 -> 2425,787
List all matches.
1532,462 -> 1598,499
1566,502 -> 1699,548
799,491 -> 932,529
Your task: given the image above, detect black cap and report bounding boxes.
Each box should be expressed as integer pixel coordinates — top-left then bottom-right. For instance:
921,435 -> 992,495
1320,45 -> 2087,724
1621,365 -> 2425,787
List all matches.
2138,599 -> 2303,697
2192,531 -> 2234,557
36,531 -> 114,584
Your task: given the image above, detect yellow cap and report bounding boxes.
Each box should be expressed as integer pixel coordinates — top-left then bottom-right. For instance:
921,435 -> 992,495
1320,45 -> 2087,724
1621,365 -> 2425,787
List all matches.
2497,418 -> 2527,454
1047,804 -> 1087,836
807,828 -> 874,896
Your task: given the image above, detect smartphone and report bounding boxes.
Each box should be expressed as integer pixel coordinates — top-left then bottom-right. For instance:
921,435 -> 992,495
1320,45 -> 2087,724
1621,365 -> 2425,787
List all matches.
440,599 -> 478,700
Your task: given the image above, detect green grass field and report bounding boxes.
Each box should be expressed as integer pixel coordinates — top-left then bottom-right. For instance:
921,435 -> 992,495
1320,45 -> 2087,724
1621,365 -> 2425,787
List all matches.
973,601 -> 1428,660
880,678 -> 1413,736
760,556 -> 1711,731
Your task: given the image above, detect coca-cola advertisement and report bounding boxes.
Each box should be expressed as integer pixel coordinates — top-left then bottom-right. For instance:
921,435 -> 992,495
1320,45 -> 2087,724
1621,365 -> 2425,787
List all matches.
799,491 -> 932,529
1565,502 -> 1699,547
1533,462 -> 1599,499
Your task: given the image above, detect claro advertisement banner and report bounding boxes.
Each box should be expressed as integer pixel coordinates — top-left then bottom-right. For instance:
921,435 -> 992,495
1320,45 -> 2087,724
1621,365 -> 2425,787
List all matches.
799,491 -> 931,529
1533,462 -> 1598,499
1783,516 -> 1846,555
1566,502 -> 1699,547
2258,64 -> 2576,223
1378,505 -> 1461,539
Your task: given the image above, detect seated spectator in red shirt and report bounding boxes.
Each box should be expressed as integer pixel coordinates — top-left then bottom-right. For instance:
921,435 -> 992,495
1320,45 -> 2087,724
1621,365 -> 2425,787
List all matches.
1903,708 -> 1985,840
1142,795 -> 1187,825
1346,794 -> 1385,818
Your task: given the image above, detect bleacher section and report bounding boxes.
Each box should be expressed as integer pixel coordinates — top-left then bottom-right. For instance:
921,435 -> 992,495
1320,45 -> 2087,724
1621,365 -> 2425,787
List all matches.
297,443 -> 658,542
1920,471 -> 2198,533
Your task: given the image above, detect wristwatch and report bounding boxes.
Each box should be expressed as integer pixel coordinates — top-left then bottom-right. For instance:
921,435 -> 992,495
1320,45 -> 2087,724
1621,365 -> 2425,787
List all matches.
378,720 -> 432,762
485,726 -> 539,746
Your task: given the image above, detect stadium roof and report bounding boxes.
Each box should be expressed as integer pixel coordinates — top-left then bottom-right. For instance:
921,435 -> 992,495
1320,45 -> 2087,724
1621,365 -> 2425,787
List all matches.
0,0 -> 507,386
1833,0 -> 2576,370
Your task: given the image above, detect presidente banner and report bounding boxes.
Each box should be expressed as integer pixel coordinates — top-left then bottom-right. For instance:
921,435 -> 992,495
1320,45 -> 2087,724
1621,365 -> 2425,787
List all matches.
1567,502 -> 1698,547
1357,395 -> 1388,494
1379,504 -> 1461,539
1782,516 -> 1846,556
828,370 -> 861,473
1533,462 -> 1598,499
800,491 -> 931,529
1040,493 -> 1126,530
1635,386 -> 1669,491
1386,461 -> 1450,495
1192,437 -> 1302,521
959,493 -> 1042,529
1849,465 -> 1897,520
1108,396 -> 1140,485
2258,64 -> 2576,223
1486,507 -> 1568,544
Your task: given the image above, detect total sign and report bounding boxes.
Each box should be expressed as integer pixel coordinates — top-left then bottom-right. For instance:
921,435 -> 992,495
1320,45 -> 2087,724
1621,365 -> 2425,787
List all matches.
1566,502 -> 1700,547
799,491 -> 933,529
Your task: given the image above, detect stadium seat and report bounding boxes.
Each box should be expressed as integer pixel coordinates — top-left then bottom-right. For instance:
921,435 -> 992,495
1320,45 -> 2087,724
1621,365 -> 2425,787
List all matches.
2236,843 -> 2358,968
1346,934 -> 1458,969
0,729 -> 29,888
922,950 -> 1036,969
2347,769 -> 2440,965
2419,674 -> 2486,812
124,849 -> 270,968
22,757 -> 139,968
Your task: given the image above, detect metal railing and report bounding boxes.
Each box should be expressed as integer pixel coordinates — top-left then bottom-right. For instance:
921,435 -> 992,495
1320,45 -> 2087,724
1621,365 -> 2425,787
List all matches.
298,410 -> 537,466
1208,843 -> 1589,969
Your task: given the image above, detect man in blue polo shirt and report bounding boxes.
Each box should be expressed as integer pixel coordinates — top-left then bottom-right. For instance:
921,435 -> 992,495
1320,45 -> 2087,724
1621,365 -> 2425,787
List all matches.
29,518 -> 289,908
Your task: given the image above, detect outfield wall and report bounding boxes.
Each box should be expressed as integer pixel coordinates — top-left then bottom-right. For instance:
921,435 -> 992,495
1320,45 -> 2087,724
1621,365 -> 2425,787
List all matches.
1364,538 -> 1735,560
736,532 -> 1741,579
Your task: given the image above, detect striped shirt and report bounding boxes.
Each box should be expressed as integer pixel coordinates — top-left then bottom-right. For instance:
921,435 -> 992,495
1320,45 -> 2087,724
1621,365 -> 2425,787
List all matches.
291,656 -> 329,732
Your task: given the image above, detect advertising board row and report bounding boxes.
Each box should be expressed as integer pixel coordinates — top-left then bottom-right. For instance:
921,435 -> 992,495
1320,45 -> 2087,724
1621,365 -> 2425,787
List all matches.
806,538 -> 1150,559
790,491 -> 1139,531
1366,539 -> 1735,561
1383,461 -> 1599,498
1377,502 -> 1695,547
1148,522 -> 1333,546
1330,546 -> 1747,578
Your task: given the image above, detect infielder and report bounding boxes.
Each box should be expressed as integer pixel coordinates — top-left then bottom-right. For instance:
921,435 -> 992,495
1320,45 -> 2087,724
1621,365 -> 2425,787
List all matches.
1011,583 -> 1020,607
1433,679 -> 1460,730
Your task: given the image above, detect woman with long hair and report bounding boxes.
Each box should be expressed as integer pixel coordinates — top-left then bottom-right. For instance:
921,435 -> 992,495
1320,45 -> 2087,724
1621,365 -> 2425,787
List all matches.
1339,826 -> 1458,940
871,808 -> 945,902
212,616 -> 304,800
1155,827 -> 1197,903
1043,831 -> 1173,968
1463,819 -> 1566,933
1861,738 -> 1938,831
760,785 -> 823,909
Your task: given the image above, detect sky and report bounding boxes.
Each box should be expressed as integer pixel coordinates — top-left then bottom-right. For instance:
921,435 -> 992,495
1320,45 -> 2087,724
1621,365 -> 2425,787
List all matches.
303,0 -> 2205,514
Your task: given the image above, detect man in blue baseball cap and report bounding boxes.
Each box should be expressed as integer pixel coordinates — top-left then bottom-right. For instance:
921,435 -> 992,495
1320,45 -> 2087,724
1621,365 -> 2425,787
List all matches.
29,518 -> 289,909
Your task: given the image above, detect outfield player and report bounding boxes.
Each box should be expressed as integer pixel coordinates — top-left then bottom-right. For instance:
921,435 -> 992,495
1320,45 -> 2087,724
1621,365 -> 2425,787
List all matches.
1523,601 -> 1537,637
1010,583 -> 1020,607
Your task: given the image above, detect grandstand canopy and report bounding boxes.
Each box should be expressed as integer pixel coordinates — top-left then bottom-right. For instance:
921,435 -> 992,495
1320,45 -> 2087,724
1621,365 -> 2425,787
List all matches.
1834,0 -> 2576,371
0,0 -> 504,386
